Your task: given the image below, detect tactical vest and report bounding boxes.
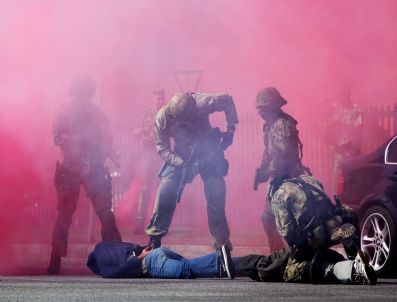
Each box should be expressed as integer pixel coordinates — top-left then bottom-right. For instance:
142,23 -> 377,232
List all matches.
270,176 -> 336,248
288,177 -> 335,239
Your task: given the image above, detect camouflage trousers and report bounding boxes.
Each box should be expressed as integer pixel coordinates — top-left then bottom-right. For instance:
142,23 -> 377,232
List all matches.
332,148 -> 360,194
146,163 -> 231,250
262,187 -> 286,253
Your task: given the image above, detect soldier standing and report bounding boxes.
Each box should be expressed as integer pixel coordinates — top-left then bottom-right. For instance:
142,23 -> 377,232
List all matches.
47,75 -> 122,274
324,85 -> 363,193
146,92 -> 238,266
133,89 -> 165,233
253,87 -> 306,252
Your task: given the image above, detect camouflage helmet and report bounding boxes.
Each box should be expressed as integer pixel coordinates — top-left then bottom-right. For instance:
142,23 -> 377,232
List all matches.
69,74 -> 96,99
256,87 -> 287,109
168,93 -> 197,120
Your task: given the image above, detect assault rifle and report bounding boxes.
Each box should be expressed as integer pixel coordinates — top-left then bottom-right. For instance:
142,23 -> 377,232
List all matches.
175,127 -> 229,202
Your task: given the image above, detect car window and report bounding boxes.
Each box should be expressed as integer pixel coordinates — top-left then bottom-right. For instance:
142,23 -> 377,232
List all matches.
385,136 -> 397,165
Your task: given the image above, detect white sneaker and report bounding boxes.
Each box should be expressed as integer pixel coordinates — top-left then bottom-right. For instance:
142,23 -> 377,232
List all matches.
218,244 -> 235,279
351,251 -> 377,285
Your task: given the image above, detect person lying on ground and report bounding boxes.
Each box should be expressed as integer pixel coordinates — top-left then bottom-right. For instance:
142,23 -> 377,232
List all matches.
87,241 -> 235,279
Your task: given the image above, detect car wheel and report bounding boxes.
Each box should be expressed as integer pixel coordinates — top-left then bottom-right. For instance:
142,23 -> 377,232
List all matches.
360,205 -> 396,277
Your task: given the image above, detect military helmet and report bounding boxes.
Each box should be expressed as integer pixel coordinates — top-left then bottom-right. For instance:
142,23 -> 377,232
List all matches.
69,74 -> 96,99
168,93 -> 197,120
256,87 -> 287,109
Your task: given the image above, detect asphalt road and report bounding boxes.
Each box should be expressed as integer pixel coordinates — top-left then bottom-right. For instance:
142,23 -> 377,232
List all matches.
1,276 -> 396,302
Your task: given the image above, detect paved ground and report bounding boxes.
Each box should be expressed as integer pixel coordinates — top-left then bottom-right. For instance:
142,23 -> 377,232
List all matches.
1,276 -> 396,302
0,232 -> 269,275
1,233 -> 395,301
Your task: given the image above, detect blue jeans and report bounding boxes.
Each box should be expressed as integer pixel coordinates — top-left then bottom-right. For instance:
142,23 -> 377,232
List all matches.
144,247 -> 222,279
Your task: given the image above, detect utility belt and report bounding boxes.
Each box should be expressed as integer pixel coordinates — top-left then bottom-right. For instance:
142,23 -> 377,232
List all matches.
60,157 -> 105,175
159,151 -> 228,180
55,159 -> 108,189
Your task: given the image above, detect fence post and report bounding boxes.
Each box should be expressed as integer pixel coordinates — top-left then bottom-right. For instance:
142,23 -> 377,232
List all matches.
394,103 -> 397,134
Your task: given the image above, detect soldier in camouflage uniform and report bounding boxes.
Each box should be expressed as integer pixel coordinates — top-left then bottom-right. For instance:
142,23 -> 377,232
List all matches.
324,85 -> 363,193
133,89 -> 165,233
241,87 -> 376,285
146,92 -> 238,254
253,87 -> 305,252
236,173 -> 376,285
268,174 -> 374,283
47,75 -> 122,274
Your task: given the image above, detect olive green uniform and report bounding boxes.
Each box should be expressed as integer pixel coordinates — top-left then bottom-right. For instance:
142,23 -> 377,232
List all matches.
146,93 -> 238,249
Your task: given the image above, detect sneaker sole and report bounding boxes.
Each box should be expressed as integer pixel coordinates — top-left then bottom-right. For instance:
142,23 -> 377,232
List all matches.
221,245 -> 235,280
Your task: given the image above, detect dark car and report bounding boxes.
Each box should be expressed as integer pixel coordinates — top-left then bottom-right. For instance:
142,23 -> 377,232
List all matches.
339,135 -> 397,276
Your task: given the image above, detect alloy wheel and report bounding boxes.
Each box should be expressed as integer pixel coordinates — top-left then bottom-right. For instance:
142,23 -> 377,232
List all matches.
361,212 -> 391,271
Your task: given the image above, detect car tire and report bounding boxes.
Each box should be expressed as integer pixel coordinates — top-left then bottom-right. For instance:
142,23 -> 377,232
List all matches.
360,205 -> 396,277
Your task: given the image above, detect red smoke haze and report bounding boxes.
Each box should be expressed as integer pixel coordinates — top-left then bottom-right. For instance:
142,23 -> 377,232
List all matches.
1,0 -> 397,273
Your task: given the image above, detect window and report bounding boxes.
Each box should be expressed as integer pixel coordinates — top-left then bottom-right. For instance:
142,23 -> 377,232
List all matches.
385,136 -> 397,165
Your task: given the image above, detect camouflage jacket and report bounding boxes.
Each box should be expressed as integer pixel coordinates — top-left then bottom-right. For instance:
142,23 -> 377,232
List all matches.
53,100 -> 113,166
269,175 -> 342,250
259,111 -> 303,180
325,103 -> 363,151
135,107 -> 158,150
154,93 -> 238,166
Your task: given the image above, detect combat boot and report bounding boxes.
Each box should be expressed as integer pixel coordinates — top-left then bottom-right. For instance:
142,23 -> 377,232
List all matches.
148,235 -> 162,249
47,254 -> 61,275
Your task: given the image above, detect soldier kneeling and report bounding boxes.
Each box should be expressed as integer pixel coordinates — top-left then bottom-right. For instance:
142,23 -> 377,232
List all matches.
236,174 -> 376,285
